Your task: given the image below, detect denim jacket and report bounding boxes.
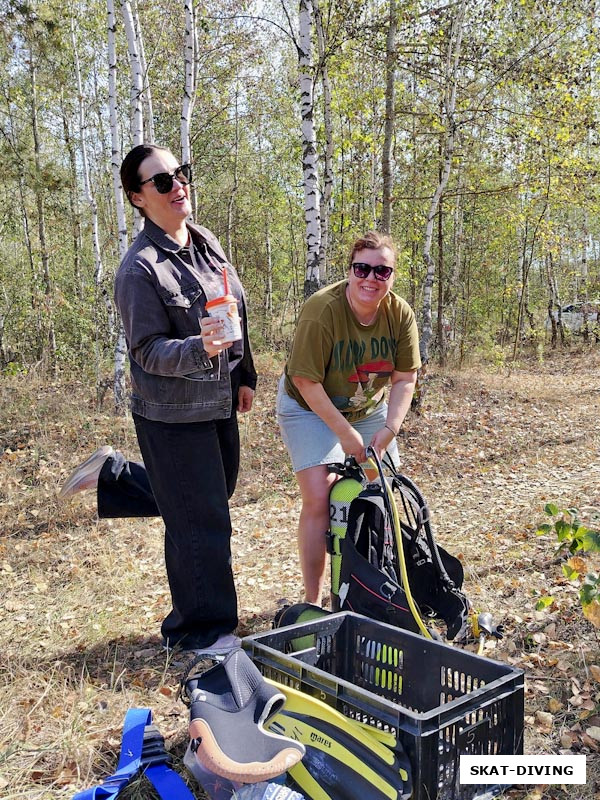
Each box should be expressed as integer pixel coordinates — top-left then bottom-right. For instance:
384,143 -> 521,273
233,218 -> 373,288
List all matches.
114,219 -> 257,423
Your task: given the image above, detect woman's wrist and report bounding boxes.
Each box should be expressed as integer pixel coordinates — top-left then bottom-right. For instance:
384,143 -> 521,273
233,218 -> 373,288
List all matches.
384,423 -> 398,437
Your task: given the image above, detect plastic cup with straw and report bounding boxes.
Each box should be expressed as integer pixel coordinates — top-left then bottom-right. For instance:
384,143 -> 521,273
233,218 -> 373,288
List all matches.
205,265 -> 242,343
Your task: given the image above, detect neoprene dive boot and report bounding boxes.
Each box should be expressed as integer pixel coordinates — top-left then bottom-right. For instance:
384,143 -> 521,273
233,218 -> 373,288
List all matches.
183,648 -> 305,783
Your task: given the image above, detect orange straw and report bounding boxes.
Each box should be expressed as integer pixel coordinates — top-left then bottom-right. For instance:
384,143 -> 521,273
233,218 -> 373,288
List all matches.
222,265 -> 230,295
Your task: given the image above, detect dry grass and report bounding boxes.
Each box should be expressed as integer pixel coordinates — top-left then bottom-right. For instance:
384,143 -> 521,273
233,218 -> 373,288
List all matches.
1,348 -> 599,799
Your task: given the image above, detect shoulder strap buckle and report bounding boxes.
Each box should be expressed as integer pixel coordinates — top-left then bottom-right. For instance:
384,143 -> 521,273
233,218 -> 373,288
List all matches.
141,724 -> 173,768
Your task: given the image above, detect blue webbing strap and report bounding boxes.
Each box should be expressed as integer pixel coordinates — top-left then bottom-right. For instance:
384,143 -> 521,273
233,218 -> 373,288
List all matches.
73,708 -> 195,800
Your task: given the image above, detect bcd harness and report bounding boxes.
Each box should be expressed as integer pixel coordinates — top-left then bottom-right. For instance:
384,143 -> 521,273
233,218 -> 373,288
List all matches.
327,448 -> 470,641
73,707 -> 195,800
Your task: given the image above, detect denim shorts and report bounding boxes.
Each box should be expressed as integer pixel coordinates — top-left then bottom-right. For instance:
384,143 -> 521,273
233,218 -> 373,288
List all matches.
276,375 -> 399,472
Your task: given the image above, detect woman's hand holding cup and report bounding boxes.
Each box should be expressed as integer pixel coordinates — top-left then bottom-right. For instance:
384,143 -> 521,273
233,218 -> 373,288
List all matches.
200,316 -> 233,358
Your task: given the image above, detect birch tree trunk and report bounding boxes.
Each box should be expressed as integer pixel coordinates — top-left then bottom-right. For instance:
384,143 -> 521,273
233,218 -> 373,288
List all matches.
381,0 -> 397,234
298,0 -> 322,298
369,82 -> 377,226
122,0 -> 146,246
257,117 -> 273,343
226,88 -> 239,266
133,0 -> 154,142
0,288 -> 12,366
59,92 -> 83,298
181,0 -> 199,211
72,21 -> 111,314
420,0 -> 466,364
120,0 -> 144,146
449,171 -> 464,346
108,0 -> 129,413
29,57 -> 57,373
314,0 -> 332,282
580,225 -> 590,340
512,195 -> 549,361
408,58 -> 418,308
18,177 -> 37,314
114,0 -> 150,410
545,252 -> 563,348
73,17 -> 118,412
182,0 -> 195,162
436,193 -> 445,364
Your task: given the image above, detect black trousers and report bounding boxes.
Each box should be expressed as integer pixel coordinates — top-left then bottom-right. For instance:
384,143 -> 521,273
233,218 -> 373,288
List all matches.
98,407 -> 240,650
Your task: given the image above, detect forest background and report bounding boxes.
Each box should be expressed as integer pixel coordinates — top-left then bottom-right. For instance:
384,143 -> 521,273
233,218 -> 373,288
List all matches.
1,0 -> 600,799
1,0 -> 600,386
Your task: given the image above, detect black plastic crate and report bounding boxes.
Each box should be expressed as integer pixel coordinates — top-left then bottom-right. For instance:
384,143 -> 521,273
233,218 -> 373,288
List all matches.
243,612 -> 524,800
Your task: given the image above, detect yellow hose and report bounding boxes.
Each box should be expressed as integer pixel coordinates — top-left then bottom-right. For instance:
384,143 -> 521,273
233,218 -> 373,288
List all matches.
368,457 -> 432,639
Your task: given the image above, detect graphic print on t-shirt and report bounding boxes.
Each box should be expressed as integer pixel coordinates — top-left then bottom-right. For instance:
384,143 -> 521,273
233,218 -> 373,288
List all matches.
329,333 -> 395,413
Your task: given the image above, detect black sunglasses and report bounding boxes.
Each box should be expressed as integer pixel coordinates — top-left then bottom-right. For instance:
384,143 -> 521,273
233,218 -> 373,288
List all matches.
138,163 -> 193,194
351,262 -> 394,281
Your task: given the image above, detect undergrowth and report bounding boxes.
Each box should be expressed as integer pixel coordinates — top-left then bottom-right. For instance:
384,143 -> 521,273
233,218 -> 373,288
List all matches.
1,350 -> 599,799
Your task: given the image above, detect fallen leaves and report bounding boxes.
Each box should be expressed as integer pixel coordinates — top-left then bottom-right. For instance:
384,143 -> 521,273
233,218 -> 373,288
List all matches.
2,355 -> 600,800
582,600 -> 600,627
587,726 -> 600,742
560,730 -> 577,749
547,698 -> 563,714
567,556 -> 587,574
579,731 -> 600,752
534,711 -> 553,733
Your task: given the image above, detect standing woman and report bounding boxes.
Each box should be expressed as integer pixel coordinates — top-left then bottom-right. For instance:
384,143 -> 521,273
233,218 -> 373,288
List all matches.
115,144 -> 256,652
277,231 -> 420,606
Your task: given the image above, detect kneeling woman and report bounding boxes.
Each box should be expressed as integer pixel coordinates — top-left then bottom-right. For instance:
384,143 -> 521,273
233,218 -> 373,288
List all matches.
277,231 -> 421,606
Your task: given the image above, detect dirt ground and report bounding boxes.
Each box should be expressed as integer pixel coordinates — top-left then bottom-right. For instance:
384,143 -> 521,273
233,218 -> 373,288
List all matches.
0,347 -> 599,799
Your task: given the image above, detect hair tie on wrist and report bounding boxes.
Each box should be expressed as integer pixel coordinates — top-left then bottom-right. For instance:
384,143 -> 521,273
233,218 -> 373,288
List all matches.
384,424 -> 397,437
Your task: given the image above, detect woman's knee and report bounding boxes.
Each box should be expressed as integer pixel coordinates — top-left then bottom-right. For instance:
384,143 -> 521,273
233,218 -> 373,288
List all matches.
297,467 -> 335,513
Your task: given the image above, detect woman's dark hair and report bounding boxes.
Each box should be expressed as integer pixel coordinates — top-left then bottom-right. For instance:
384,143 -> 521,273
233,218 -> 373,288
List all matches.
348,230 -> 397,267
120,144 -> 171,212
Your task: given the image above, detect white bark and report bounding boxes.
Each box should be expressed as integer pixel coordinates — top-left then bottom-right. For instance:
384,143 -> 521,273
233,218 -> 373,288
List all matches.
264,229 -> 273,317
226,88 -> 239,266
449,172 -> 464,341
381,0 -> 397,234
59,92 -> 82,296
30,58 -> 57,372
133,0 -> 154,142
72,17 -> 116,357
420,0 -> 466,363
314,0 -> 332,283
182,0 -> 195,163
107,3 -> 128,263
108,0 -> 128,413
120,0 -> 144,146
72,21 -> 102,288
257,116 -> 273,342
121,0 -> 145,238
298,0 -> 321,298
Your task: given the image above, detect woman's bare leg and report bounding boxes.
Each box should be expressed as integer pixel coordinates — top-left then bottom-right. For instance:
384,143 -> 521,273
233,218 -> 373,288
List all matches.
295,465 -> 338,605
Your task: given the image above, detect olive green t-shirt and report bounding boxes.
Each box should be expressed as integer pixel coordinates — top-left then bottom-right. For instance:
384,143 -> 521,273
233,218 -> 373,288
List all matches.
284,280 -> 421,423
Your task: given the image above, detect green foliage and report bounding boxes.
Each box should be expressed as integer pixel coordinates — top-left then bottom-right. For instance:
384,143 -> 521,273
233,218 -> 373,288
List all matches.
537,503 -> 600,625
580,573 -> 600,607
0,0 -> 599,372
533,592 -> 554,611
537,503 -> 599,556
2,361 -> 27,377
